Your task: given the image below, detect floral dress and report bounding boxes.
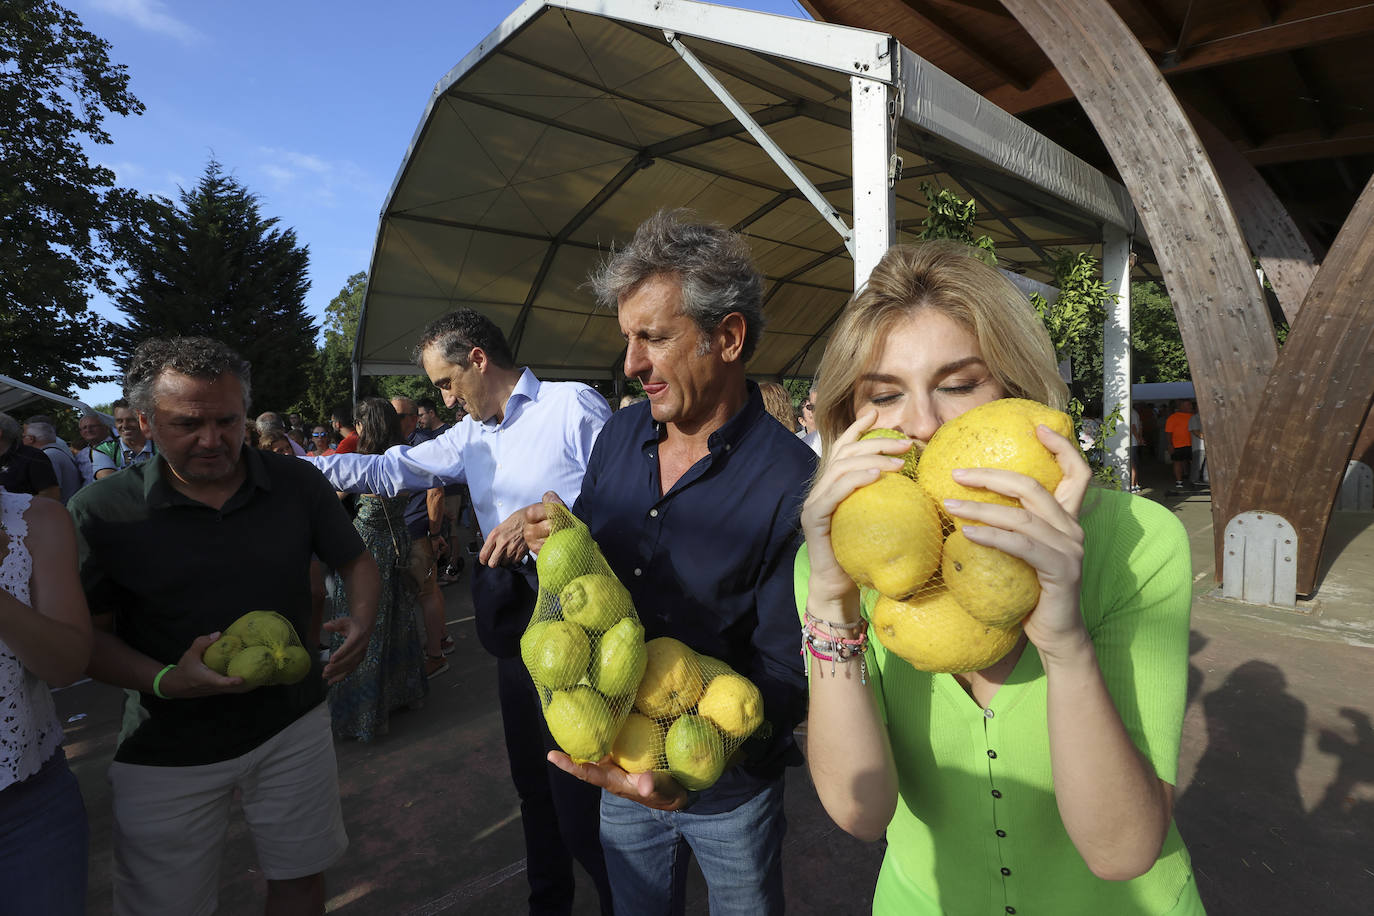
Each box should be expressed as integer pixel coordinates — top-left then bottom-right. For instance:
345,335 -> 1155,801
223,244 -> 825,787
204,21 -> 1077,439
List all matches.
327,494 -> 427,741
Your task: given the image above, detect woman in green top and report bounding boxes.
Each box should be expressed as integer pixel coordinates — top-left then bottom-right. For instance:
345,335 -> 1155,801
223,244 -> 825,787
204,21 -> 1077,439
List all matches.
798,242 -> 1205,914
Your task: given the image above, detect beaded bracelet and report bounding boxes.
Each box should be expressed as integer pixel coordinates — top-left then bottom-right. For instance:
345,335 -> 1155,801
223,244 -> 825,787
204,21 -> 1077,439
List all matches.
801,611 -> 869,684
152,664 -> 176,700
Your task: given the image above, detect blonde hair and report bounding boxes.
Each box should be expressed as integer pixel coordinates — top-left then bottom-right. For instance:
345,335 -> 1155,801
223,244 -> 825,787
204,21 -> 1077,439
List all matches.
757,381 -> 797,432
814,242 -> 1068,453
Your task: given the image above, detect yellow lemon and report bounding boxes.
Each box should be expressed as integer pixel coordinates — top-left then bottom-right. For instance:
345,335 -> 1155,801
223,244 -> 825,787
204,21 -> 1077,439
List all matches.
664,714 -> 726,791
859,427 -> 921,480
870,587 -> 1022,674
635,638 -> 705,718
203,634 -> 244,675
224,610 -> 296,648
592,617 -> 648,697
545,686 -> 616,763
697,673 -> 764,739
918,398 -> 1072,528
941,528 -> 1040,627
560,574 -> 634,633
610,712 -> 665,773
273,645 -> 313,685
226,644 -> 278,687
529,620 -> 590,690
831,473 -> 943,599
537,527 -> 599,598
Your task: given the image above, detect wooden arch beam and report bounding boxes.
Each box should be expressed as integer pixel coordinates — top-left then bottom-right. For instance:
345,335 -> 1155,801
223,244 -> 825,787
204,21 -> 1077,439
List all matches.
1001,0 -> 1374,598
1231,175 -> 1374,593
1185,105 -> 1316,322
986,5 -> 1374,115
998,0 -> 1276,548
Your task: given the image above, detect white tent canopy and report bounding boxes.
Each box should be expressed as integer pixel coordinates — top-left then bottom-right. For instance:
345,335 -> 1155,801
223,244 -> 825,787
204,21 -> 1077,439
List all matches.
355,0 -> 1139,384
0,374 -> 110,424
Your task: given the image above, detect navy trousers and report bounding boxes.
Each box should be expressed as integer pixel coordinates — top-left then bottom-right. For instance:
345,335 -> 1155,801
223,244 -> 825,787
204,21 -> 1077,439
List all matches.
473,562 -> 613,916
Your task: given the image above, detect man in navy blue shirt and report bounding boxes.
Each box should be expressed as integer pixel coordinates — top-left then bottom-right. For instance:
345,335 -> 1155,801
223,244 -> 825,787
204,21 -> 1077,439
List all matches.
525,210 -> 815,915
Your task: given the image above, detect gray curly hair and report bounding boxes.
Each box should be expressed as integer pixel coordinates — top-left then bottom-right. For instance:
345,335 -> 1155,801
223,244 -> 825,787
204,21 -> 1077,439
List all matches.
124,337 -> 253,419
589,209 -> 765,362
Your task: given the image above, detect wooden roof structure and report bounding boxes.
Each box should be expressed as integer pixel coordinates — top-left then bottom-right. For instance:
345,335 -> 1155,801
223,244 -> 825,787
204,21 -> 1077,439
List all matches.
803,0 -> 1374,604
800,0 -> 1374,254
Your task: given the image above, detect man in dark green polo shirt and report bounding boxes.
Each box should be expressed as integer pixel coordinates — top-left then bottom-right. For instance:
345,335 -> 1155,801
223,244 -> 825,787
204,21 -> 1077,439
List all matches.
69,336 -> 379,916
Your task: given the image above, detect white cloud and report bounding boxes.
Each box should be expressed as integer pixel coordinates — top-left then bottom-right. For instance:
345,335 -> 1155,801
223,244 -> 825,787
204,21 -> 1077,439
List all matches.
255,147 -> 380,207
88,0 -> 202,45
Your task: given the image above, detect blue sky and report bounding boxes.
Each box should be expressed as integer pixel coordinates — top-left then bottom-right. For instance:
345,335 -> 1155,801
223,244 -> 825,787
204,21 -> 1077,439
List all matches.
68,0 -> 808,405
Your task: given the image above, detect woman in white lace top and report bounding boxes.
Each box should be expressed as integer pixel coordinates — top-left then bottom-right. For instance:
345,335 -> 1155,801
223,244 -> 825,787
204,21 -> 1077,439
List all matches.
0,486 -> 93,913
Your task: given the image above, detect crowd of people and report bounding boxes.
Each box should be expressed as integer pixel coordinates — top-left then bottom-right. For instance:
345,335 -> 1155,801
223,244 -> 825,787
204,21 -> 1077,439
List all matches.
0,211 -> 1203,915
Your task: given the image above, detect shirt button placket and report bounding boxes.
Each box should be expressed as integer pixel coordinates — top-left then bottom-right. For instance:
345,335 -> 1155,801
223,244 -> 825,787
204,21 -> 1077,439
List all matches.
984,705 -> 1015,913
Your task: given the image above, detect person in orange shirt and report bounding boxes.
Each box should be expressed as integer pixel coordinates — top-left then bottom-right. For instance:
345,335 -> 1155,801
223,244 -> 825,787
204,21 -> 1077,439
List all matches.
1163,399 -> 1195,489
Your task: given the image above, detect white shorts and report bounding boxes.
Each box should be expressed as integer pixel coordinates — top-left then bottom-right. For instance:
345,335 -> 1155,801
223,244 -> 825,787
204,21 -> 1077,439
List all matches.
108,703 -> 347,916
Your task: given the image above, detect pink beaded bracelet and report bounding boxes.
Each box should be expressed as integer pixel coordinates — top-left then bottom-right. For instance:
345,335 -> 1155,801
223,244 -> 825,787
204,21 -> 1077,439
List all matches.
801,611 -> 869,684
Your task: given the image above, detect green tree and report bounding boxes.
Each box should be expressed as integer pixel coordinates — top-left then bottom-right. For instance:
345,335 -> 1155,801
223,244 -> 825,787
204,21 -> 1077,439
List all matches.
291,271 -> 362,425
916,181 -> 997,264
1031,249 -> 1113,411
111,160 -> 316,413
295,271 -> 439,425
0,0 -> 143,391
1129,281 -> 1189,383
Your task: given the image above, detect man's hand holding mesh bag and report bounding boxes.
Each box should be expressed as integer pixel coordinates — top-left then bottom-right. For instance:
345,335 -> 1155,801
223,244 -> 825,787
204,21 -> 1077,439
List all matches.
523,496 -> 767,809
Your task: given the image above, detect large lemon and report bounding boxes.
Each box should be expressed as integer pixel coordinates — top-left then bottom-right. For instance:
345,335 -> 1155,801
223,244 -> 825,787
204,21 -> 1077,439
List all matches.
203,634 -> 244,675
831,473 -> 942,599
610,712 -> 665,773
226,644 -> 278,687
870,587 -> 1022,673
918,398 -> 1072,527
941,528 -> 1040,627
592,617 -> 648,697
273,645 -> 313,685
697,673 -> 764,739
664,714 -> 726,791
224,610 -> 296,648
520,619 -> 552,675
560,574 -> 633,633
635,638 -> 705,717
545,685 -> 616,763
860,427 -> 921,480
537,527 -> 598,598
529,620 -> 590,690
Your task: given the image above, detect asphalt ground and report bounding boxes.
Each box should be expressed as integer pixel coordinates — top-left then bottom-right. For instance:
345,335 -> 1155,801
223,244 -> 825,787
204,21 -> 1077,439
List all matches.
55,465 -> 1374,914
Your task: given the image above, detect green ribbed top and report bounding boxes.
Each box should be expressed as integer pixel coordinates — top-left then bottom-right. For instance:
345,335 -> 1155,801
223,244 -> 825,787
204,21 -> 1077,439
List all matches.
796,488 -> 1206,915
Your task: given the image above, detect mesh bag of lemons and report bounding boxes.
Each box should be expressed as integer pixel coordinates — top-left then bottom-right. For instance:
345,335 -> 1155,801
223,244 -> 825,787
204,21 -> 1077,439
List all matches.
528,502 -> 766,790
832,399 -> 1072,673
203,610 -> 312,687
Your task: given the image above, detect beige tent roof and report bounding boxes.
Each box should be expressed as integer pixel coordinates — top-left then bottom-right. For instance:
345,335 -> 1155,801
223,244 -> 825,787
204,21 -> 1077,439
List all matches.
356,0 -> 1139,382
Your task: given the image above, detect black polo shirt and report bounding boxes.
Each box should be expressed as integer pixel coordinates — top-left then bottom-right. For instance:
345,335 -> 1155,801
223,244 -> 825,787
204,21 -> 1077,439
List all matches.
0,442 -> 58,496
69,446 -> 366,766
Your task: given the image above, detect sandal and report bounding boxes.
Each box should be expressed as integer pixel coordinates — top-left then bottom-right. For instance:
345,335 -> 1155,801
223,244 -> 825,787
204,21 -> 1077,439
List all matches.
425,655 -> 450,679
439,634 -> 456,656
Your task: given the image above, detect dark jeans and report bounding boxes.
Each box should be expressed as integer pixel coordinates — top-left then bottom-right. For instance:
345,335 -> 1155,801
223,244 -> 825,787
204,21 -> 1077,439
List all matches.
474,562 -> 613,916
0,750 -> 88,915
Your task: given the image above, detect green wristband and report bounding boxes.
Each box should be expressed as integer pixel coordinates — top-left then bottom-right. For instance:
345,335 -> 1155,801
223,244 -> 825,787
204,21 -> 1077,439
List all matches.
152,664 -> 176,699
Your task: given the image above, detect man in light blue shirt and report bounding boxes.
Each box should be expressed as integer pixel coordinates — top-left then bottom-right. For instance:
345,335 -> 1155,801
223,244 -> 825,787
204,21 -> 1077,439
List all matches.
306,308 -> 613,916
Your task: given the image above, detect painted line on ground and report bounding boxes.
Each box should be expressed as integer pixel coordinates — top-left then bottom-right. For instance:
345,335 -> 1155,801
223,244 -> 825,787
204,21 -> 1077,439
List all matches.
446,616 -> 475,625
402,859 -> 527,916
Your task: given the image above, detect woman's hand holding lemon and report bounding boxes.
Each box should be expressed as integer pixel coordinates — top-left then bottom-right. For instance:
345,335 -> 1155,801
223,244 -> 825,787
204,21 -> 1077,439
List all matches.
799,410 -> 915,619
940,423 -> 1092,663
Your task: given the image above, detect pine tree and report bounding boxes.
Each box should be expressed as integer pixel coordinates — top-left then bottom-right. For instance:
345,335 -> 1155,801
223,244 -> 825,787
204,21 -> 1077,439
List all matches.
111,160 -> 316,412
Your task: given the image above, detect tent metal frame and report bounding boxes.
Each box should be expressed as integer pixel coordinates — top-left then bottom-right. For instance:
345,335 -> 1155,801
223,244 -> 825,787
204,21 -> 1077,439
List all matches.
354,0 -> 1142,476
